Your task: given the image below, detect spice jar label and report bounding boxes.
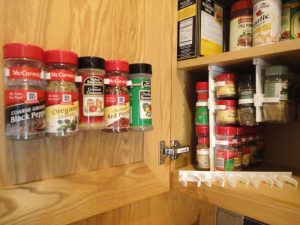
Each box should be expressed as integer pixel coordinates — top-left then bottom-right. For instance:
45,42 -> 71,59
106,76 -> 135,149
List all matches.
197,148 -> 210,169
80,75 -> 104,119
253,0 -> 281,46
215,82 -> 236,97
230,16 -> 252,51
46,91 -> 79,134
104,76 -> 130,130
6,66 -> 41,80
195,105 -> 209,125
215,149 -> 236,171
5,89 -> 46,136
216,109 -> 236,124
242,146 -> 251,166
264,81 -> 288,100
46,69 -> 76,82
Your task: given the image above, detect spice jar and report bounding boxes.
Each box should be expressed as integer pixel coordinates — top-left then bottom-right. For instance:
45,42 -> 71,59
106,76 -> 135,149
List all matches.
263,65 -> 289,123
253,0 -> 282,46
238,74 -> 256,126
196,137 -> 210,171
44,50 -> 79,137
255,126 -> 264,163
195,82 -> 209,126
3,43 -> 46,140
129,63 -> 153,131
215,73 -> 236,98
215,126 -> 239,171
195,125 -> 210,171
230,0 -> 253,51
78,57 -> 105,130
281,0 -> 300,41
104,60 -> 130,132
215,100 -> 237,125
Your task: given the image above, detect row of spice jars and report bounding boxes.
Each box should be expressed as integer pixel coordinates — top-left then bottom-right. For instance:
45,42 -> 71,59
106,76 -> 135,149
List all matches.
229,0 -> 300,52
195,82 -> 210,171
4,43 -> 153,140
214,125 -> 263,171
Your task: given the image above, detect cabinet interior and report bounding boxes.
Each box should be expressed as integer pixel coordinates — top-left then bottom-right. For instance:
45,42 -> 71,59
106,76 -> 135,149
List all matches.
177,56 -> 300,174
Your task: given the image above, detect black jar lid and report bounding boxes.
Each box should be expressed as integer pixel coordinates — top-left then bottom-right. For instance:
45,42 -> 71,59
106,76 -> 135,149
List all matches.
78,56 -> 105,69
129,63 -> 152,74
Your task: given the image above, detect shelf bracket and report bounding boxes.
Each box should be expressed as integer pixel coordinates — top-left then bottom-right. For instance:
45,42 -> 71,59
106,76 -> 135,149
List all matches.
159,140 -> 190,165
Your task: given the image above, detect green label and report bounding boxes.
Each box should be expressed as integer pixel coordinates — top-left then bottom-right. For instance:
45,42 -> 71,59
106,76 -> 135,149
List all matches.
225,159 -> 234,171
195,106 -> 208,125
129,77 -> 152,127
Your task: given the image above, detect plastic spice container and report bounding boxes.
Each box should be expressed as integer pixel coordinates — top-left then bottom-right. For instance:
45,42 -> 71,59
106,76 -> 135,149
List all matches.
44,50 -> 79,137
253,0 -> 282,46
196,137 -> 210,171
3,43 -> 46,140
215,100 -> 237,125
129,63 -> 153,131
238,74 -> 256,126
78,57 -> 105,130
214,126 -> 239,171
230,0 -> 253,51
195,82 -> 209,125
215,73 -> 236,98
263,65 -> 289,123
104,60 -> 130,132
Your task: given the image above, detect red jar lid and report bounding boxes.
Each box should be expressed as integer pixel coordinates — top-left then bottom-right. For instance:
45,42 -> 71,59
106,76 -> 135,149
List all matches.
198,93 -> 209,100
231,0 -> 252,14
196,82 -> 208,91
216,100 -> 236,106
236,127 -> 247,136
198,137 -> 209,145
45,50 -> 78,65
3,43 -> 44,62
215,126 -> 237,136
215,73 -> 236,81
105,60 -> 129,72
196,125 -> 209,134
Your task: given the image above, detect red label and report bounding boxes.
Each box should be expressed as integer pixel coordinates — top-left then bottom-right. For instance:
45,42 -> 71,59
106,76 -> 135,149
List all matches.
47,69 -> 76,82
104,94 -> 129,107
46,92 -> 78,106
216,149 -> 237,160
5,89 -> 45,106
8,67 -> 41,80
107,76 -> 127,86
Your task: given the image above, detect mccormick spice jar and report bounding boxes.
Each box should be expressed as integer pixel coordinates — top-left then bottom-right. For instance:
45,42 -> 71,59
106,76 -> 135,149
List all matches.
215,73 -> 236,98
195,82 -> 209,126
196,137 -> 210,171
104,60 -> 130,132
215,100 -> 237,125
253,0 -> 282,46
230,0 -> 253,51
236,127 -> 250,169
281,0 -> 300,40
263,65 -> 289,122
78,57 -> 105,130
129,63 -> 153,131
3,43 -> 46,140
215,126 -> 239,171
44,50 -> 79,137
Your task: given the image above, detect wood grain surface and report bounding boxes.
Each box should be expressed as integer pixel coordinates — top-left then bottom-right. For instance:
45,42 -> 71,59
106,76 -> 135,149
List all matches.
0,162 -> 168,225
0,0 -> 174,186
71,190 -> 216,225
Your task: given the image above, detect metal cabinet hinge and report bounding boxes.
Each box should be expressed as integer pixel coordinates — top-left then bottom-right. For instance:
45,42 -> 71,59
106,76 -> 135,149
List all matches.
159,140 -> 190,165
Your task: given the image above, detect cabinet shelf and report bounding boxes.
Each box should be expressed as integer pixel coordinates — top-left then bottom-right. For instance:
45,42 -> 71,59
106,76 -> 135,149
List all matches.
0,162 -> 167,225
172,166 -> 300,225
177,39 -> 300,71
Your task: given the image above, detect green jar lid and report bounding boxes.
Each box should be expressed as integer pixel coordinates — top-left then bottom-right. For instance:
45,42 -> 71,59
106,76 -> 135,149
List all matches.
265,65 -> 288,76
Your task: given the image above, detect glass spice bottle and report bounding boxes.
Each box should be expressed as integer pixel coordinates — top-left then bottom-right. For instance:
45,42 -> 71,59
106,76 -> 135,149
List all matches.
44,50 -> 79,137
214,73 -> 236,98
104,60 -> 130,132
3,43 -> 46,140
78,56 -> 106,130
263,65 -> 289,123
238,73 -> 256,126
195,125 -> 210,171
215,100 -> 237,125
